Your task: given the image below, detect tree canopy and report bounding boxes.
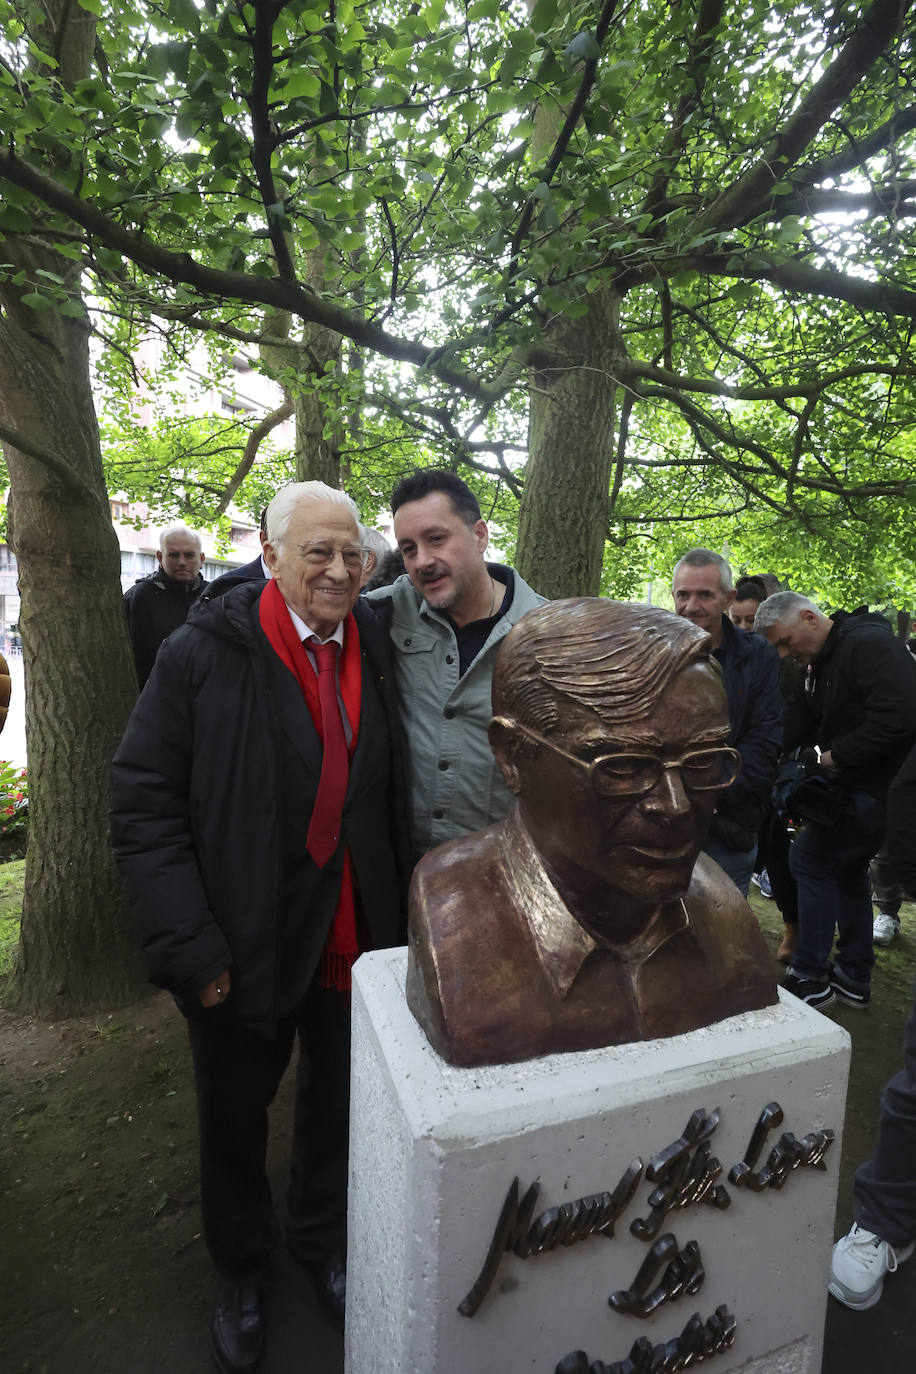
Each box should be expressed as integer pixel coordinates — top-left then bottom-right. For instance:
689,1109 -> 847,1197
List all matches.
0,0 -> 914,602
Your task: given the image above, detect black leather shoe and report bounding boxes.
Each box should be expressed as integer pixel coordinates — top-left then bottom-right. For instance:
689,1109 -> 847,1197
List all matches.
308,1252 -> 346,1332
210,1276 -> 264,1374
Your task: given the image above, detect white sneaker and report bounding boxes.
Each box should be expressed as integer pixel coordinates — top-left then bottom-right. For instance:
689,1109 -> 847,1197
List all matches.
873,912 -> 900,946
828,1223 -> 915,1309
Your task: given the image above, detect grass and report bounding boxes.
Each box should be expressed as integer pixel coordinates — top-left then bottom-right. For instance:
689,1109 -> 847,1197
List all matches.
0,857 -> 24,979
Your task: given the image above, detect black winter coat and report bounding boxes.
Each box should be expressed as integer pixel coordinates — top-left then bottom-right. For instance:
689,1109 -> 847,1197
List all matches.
123,568 -> 208,688
110,583 -> 410,1035
784,608 -> 916,799
198,555 -> 266,604
711,614 -> 782,838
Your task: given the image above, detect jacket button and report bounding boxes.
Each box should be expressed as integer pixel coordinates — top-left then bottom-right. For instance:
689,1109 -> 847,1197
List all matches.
404,638 -> 412,646
433,808 -> 444,820
438,760 -> 449,771
444,707 -> 455,719
445,654 -> 454,664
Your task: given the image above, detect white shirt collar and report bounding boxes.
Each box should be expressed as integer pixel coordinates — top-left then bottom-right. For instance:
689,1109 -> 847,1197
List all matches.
284,601 -> 345,648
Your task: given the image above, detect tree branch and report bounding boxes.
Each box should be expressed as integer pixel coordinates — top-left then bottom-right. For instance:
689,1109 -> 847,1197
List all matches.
689,0 -> 913,237
608,388 -> 634,514
628,358 -> 913,400
641,0 -> 725,219
246,0 -> 298,283
507,0 -> 622,288
800,106 -> 916,185
0,150 -> 503,402
0,417 -> 96,495
215,399 -> 294,516
768,182 -> 916,223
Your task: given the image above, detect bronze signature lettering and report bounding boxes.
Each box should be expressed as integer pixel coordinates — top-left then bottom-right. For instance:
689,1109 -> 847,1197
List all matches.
630,1109 -> 730,1242
555,1304 -> 737,1374
609,1234 -> 705,1318
728,1102 -> 835,1191
458,1160 -> 644,1318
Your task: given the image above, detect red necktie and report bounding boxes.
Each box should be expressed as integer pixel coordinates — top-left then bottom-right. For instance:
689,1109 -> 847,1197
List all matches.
306,640 -> 349,868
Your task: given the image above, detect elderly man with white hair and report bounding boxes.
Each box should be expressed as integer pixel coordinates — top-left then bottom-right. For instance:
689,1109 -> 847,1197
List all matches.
123,522 -> 208,688
111,482 -> 409,1373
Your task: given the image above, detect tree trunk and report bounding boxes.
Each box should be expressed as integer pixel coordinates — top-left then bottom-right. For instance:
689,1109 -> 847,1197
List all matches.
516,289 -> 621,599
293,323 -> 344,486
0,0 -> 147,1014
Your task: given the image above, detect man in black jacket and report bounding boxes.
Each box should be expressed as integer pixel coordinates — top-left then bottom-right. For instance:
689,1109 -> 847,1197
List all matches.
672,549 -> 782,895
202,510 -> 270,603
111,482 -> 409,1374
757,592 -> 916,1009
123,523 -> 208,688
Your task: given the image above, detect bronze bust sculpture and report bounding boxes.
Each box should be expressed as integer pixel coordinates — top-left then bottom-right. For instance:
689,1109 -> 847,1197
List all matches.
406,598 -> 778,1067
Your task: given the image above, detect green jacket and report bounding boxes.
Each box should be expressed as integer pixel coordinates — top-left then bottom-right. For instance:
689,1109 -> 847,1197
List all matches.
368,565 -> 545,858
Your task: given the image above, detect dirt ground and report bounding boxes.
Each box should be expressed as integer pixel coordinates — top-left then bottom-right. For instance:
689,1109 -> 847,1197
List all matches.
1,888 -> 914,1374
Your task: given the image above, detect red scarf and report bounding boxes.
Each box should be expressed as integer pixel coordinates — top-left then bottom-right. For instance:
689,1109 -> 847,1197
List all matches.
258,577 -> 363,990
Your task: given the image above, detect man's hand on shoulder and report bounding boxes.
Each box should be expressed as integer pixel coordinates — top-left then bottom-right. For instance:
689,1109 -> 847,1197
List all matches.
200,969 -> 230,1008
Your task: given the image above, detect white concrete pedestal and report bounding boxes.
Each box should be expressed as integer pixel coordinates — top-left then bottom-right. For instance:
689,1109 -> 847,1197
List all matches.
346,949 -> 850,1374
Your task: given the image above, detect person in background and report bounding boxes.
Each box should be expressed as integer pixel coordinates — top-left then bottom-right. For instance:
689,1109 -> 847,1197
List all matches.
0,647 -> 9,733
730,572 -> 803,962
365,546 -> 406,592
729,575 -> 769,631
870,849 -> 906,947
123,524 -> 208,689
756,592 -> 916,1008
203,510 -> 269,602
358,526 -> 392,589
672,549 -> 782,896
829,738 -> 916,1310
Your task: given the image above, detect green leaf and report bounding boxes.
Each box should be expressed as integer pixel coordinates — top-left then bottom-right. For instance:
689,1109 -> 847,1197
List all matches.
776,216 -> 804,244
169,0 -> 201,35
282,70 -> 321,100
0,205 -> 33,233
529,0 -> 559,30
727,282 -> 756,305
21,292 -> 53,311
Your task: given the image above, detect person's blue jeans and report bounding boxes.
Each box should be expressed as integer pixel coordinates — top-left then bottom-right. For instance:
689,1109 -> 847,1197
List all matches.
703,835 -> 757,898
853,971 -> 916,1248
788,790 -> 885,986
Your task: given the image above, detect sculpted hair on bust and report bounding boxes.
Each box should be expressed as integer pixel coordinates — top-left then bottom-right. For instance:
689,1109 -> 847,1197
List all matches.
492,598 -> 717,735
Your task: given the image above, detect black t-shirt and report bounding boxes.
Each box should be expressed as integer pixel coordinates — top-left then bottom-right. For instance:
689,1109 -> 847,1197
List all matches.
449,568 -> 512,676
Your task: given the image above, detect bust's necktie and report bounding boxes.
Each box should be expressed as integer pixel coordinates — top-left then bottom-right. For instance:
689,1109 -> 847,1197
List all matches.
306,640 -> 348,867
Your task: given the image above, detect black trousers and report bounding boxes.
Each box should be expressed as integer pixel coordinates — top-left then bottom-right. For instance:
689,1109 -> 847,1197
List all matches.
186,978 -> 351,1278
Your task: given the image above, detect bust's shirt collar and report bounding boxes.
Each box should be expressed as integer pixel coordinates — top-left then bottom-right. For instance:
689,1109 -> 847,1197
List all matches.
502,808 -> 690,998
